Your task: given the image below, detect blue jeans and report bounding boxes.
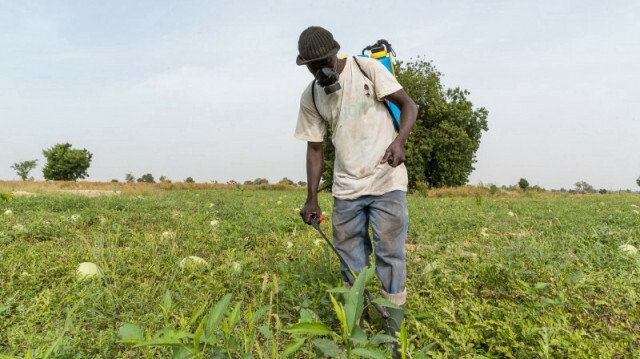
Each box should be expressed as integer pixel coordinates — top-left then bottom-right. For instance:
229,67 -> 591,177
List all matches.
332,190 -> 408,304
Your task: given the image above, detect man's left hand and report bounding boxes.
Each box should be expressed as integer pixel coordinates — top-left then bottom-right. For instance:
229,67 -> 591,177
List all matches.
380,140 -> 406,168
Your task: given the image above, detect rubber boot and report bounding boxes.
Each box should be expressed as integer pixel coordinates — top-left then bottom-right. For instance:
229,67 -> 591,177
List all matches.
382,305 -> 405,359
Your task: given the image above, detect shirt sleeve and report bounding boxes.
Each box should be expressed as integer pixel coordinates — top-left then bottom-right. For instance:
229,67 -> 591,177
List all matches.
361,57 -> 403,101
294,84 -> 327,142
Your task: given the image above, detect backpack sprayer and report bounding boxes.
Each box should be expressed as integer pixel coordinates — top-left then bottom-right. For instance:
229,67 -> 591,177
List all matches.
359,39 -> 401,134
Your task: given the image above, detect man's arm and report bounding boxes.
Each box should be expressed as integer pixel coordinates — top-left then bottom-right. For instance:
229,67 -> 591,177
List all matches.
380,89 -> 418,167
300,141 -> 323,224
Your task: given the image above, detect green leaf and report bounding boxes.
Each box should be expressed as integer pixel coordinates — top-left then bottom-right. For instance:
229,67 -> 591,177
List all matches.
284,322 -> 334,336
134,329 -> 193,347
171,347 -> 195,359
344,266 -> 375,333
371,297 -> 402,310
282,338 -> 306,357
534,282 -> 549,291
258,325 -> 271,339
350,326 -> 367,345
118,323 -> 144,344
188,302 -> 208,328
352,347 -> 388,359
0,305 -> 8,314
193,318 -> 205,351
312,338 -> 340,357
162,290 -> 172,312
326,287 -> 351,294
205,293 -> 232,339
420,342 -> 438,352
252,305 -> 271,323
299,308 -> 314,323
228,301 -> 243,329
369,333 -> 397,345
400,320 -> 407,358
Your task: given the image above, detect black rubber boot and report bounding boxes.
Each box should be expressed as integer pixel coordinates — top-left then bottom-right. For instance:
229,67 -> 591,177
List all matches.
382,305 -> 405,359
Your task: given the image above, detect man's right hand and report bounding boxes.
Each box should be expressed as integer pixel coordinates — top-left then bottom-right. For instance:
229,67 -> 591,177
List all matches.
300,201 -> 322,225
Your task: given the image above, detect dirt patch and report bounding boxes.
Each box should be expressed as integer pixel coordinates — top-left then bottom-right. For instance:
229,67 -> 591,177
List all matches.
62,190 -> 121,197
12,191 -> 38,197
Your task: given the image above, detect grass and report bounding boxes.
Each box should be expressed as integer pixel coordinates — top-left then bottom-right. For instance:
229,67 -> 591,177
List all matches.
0,182 -> 639,357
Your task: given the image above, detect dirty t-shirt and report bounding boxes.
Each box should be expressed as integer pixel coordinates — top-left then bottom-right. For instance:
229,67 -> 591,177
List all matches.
294,56 -> 408,200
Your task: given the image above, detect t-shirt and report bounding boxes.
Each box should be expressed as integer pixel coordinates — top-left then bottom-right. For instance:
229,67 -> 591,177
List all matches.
294,56 -> 408,200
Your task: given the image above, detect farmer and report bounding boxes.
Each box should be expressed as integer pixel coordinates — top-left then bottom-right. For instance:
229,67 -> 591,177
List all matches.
295,26 -> 417,356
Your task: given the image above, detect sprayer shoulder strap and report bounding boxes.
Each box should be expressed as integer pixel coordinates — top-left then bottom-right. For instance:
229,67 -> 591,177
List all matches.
310,79 -> 327,123
352,56 -> 400,133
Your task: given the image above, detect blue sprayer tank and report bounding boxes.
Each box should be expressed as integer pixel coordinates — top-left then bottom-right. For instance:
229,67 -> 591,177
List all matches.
359,40 -> 401,133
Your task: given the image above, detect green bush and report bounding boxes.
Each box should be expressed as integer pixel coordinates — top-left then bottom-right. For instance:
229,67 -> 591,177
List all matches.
42,143 -> 92,181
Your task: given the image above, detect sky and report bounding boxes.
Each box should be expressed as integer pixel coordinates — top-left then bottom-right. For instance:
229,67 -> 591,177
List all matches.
1,0 -> 639,190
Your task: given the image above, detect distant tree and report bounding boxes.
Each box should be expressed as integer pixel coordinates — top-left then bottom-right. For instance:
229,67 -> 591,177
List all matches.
574,181 -> 595,194
278,177 -> 295,185
489,184 -> 499,195
297,181 -> 307,187
184,177 -> 195,183
559,188 -> 567,192
227,180 -> 239,185
159,176 -> 171,183
111,179 -> 119,183
11,160 -> 38,180
253,178 -> 269,185
599,189 -> 607,194
42,143 -> 92,181
243,180 -> 253,185
125,173 -> 135,183
636,176 -> 640,188
518,178 -> 529,190
137,173 -> 155,183
530,185 -> 545,192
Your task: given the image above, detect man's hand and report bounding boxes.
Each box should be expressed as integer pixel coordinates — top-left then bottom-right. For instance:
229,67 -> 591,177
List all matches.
380,139 -> 406,168
300,201 -> 322,225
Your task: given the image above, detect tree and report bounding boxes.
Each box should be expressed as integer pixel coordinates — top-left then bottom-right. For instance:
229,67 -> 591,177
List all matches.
322,57 -> 488,188
42,143 -> 92,181
574,181 -> 595,194
636,176 -> 640,188
125,173 -> 135,183
184,177 -> 195,183
159,176 -> 171,183
518,178 -> 529,190
137,173 -> 155,183
227,180 -> 239,185
599,189 -> 607,194
278,177 -> 295,185
297,181 -> 307,187
11,160 -> 38,180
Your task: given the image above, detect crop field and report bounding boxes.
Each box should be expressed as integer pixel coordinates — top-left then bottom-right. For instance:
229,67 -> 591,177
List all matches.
1,183 -> 639,358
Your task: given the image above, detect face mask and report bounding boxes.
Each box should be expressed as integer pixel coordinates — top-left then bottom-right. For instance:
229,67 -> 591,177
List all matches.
315,67 -> 341,94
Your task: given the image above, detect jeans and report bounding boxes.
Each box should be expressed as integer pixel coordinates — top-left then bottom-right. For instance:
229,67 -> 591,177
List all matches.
332,190 -> 408,303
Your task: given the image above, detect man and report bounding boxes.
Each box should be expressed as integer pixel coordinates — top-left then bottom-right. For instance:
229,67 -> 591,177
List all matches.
295,26 -> 417,356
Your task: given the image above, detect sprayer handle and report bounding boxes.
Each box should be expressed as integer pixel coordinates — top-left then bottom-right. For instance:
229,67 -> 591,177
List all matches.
310,214 -> 324,226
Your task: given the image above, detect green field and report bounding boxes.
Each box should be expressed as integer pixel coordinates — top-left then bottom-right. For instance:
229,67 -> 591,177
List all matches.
1,187 -> 639,358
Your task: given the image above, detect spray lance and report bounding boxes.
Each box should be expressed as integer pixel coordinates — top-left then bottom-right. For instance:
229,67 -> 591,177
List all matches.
309,214 -> 390,318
